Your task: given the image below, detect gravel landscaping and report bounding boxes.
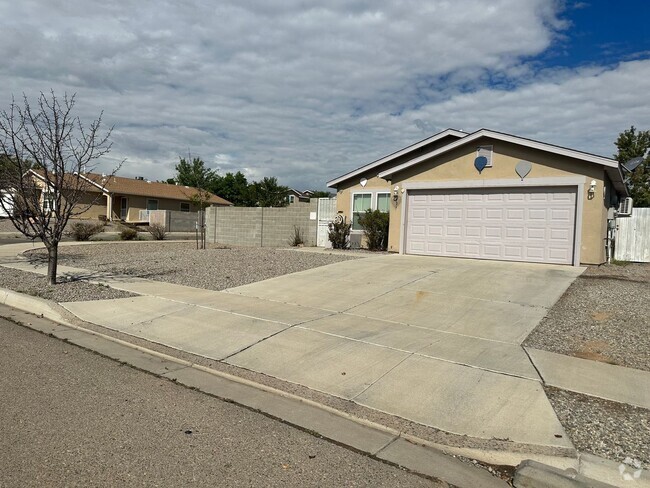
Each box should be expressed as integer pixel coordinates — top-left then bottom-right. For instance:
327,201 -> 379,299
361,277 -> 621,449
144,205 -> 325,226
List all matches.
0,266 -> 136,302
23,242 -> 362,291
546,386 -> 650,468
524,262 -> 650,371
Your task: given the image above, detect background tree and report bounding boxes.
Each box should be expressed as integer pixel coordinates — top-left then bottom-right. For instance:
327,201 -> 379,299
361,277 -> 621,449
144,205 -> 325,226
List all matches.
248,176 -> 290,207
615,126 -> 650,207
212,171 -> 252,206
174,156 -> 217,189
0,91 -> 118,284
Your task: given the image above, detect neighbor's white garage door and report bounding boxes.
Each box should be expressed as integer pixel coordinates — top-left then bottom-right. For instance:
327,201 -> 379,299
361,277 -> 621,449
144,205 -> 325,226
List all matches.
405,187 -> 577,264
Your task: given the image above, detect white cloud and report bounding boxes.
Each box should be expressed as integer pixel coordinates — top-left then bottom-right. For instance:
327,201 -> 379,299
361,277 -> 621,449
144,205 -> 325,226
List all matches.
0,0 -> 646,190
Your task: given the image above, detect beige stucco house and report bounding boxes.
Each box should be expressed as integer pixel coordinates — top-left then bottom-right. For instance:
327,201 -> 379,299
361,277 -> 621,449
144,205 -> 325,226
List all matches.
30,170 -> 231,222
327,128 -> 628,265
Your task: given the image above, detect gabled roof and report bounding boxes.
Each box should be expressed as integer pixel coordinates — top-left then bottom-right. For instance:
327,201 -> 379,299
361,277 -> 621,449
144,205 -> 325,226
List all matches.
376,128 -> 626,195
30,170 -> 232,205
327,128 -> 627,195
326,128 -> 467,187
378,128 -> 618,178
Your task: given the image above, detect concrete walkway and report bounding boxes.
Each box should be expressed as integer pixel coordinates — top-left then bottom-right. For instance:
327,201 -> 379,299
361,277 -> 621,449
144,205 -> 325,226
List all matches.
3,241 -> 648,462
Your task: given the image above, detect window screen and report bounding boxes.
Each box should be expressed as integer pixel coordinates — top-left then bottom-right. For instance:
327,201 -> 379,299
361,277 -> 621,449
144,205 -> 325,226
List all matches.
376,193 -> 390,213
352,193 -> 372,230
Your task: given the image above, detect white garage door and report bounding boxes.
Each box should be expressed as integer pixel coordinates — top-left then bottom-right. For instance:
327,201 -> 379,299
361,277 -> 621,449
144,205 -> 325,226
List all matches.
405,187 -> 577,264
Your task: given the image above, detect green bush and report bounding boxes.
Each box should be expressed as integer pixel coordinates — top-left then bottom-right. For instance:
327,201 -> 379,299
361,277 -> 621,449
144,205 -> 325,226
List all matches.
358,209 -> 389,251
68,221 -> 104,241
328,218 -> 351,249
147,223 -> 166,240
119,226 -> 138,241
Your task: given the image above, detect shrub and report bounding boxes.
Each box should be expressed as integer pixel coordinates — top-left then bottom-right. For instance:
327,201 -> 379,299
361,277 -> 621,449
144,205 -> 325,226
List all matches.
119,226 -> 138,241
147,223 -> 167,240
68,221 -> 104,241
358,209 -> 389,251
328,218 -> 351,249
289,225 -> 305,247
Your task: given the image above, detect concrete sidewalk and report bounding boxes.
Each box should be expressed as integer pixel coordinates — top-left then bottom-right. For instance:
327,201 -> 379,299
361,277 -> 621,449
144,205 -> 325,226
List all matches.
2,241 -> 649,475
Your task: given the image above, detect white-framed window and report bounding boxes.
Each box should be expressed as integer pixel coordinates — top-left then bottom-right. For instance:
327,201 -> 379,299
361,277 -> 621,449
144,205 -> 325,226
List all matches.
351,192 -> 372,231
180,202 -> 191,212
288,195 -> 295,203
146,199 -> 159,211
351,191 -> 391,231
376,192 -> 390,213
477,145 -> 493,167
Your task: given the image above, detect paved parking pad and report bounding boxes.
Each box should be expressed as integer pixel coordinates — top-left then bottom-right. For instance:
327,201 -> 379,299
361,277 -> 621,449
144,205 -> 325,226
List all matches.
347,288 -> 548,344
62,296 -> 190,328
227,327 -> 411,400
302,313 -> 539,379
354,355 -> 572,448
63,296 -> 290,360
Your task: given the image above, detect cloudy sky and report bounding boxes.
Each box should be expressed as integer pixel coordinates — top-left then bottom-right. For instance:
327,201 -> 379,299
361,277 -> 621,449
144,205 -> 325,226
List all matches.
1,1 -> 649,190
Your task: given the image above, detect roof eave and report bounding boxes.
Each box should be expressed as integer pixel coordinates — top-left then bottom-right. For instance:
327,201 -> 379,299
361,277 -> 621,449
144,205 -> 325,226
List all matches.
326,128 -> 467,188
378,129 -> 619,179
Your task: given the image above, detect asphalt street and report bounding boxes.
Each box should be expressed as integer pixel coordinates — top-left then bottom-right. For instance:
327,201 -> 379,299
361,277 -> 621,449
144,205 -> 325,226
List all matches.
0,317 -> 440,487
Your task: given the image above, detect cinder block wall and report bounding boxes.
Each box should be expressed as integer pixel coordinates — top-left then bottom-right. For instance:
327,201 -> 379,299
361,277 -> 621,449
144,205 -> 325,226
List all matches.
206,201 -> 318,247
149,210 -> 201,232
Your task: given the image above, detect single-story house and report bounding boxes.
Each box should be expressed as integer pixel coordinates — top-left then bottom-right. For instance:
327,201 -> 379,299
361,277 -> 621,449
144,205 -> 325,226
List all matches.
29,170 -> 231,222
327,128 -> 628,265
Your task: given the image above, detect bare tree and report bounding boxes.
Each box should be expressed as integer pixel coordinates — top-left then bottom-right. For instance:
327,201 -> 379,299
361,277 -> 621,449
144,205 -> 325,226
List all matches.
0,91 -> 120,284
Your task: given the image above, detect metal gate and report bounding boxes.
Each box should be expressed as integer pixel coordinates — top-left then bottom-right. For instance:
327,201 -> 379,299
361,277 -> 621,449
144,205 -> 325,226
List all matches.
317,197 -> 337,247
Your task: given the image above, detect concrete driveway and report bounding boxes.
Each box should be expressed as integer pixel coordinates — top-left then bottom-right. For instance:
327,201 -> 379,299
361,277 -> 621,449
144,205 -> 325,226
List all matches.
55,252 -> 582,450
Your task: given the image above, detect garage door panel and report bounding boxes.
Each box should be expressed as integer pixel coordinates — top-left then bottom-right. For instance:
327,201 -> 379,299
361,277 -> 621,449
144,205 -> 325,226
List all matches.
485,209 -> 503,220
412,208 -> 427,219
406,187 -> 576,265
410,224 -> 426,236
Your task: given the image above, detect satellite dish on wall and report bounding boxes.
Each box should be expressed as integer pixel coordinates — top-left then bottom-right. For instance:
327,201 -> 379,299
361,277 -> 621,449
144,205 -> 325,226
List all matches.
360,178 -> 368,187
474,156 -> 488,174
515,160 -> 532,180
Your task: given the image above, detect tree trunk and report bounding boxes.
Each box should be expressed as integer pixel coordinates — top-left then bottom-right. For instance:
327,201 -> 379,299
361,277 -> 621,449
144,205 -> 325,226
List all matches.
46,241 -> 58,285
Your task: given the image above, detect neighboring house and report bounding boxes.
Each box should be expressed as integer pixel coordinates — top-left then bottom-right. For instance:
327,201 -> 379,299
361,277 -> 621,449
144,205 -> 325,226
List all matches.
327,128 -> 628,266
29,170 -> 231,222
286,188 -> 312,204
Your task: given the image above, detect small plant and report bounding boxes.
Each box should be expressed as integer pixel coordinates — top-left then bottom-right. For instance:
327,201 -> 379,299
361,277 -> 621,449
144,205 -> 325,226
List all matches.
68,221 -> 105,241
358,209 -> 389,251
328,218 -> 351,249
119,226 -> 138,241
147,223 -> 167,240
289,225 -> 305,247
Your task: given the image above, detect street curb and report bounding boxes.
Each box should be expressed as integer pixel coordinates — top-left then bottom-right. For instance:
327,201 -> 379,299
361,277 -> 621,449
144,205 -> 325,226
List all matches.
513,460 -> 615,488
0,296 -> 508,488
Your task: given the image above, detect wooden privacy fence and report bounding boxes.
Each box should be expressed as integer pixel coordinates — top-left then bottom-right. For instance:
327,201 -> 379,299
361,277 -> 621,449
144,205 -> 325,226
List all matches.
615,207 -> 650,262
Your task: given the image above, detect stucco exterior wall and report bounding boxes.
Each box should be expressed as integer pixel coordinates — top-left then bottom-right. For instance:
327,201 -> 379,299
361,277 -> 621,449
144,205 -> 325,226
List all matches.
71,192 -> 108,220
334,139 -> 610,264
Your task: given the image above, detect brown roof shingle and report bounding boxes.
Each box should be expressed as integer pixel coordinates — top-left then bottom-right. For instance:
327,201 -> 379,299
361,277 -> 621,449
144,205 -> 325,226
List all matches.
84,173 -> 231,205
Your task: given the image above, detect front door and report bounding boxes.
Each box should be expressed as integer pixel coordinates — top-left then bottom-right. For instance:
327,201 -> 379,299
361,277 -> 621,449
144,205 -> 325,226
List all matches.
120,197 -> 128,220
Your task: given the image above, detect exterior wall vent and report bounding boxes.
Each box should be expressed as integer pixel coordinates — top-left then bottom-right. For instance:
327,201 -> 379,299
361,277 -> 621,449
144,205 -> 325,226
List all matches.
477,146 -> 493,167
